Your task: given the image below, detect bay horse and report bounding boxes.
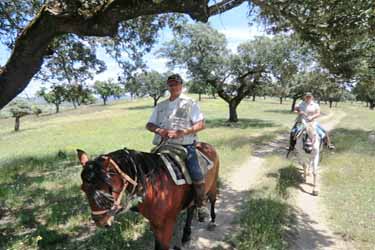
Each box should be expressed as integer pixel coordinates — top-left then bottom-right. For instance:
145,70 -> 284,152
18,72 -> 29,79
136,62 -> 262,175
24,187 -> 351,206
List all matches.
77,142 -> 219,250
295,119 -> 321,196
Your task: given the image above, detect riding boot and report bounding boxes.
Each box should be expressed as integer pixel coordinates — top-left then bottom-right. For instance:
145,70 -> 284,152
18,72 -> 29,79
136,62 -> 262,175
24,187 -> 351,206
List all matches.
193,182 -> 209,222
288,133 -> 296,151
323,136 -> 335,150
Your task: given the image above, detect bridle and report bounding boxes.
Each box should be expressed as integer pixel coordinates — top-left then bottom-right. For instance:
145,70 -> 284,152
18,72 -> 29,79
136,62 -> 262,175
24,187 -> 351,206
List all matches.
297,121 -> 317,153
90,153 -> 138,218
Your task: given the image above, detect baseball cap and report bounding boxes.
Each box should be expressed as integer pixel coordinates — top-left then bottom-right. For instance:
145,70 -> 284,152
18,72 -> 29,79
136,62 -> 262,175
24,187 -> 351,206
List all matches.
167,74 -> 183,85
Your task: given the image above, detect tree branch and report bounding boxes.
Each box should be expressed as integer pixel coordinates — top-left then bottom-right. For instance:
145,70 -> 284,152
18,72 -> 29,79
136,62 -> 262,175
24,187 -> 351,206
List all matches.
0,0 -> 244,109
209,0 -> 246,16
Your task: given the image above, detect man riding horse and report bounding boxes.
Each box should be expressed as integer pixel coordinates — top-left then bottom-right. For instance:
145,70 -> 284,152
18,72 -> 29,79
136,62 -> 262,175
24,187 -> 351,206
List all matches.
146,73 -> 210,220
288,92 -> 335,155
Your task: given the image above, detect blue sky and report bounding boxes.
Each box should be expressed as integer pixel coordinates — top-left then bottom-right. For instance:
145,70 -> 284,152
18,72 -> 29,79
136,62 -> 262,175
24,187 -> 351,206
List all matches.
0,2 -> 266,97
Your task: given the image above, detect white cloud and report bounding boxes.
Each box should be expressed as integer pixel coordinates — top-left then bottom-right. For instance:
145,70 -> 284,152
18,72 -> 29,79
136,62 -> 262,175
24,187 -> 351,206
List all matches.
218,26 -> 271,52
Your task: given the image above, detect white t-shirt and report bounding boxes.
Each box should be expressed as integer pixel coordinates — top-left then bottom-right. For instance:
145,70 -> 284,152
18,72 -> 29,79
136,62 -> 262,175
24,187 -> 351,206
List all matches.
296,101 -> 320,122
148,96 -> 204,125
148,95 -> 204,145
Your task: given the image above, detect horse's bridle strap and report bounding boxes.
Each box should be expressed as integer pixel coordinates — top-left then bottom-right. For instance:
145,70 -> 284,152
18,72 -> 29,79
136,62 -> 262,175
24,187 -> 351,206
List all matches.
102,156 -> 138,187
91,156 -> 138,217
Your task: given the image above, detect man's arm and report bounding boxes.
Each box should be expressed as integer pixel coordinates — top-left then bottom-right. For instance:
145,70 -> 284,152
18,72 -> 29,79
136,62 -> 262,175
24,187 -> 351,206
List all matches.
146,122 -> 168,138
183,120 -> 205,135
167,120 -> 205,139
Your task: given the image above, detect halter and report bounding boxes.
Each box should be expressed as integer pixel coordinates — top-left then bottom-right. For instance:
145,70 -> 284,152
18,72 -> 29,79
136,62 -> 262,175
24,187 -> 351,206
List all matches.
91,152 -> 138,218
297,121 -> 316,153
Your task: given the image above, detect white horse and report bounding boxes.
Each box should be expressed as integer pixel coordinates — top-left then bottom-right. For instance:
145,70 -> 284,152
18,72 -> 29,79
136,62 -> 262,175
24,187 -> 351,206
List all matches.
295,119 -> 321,196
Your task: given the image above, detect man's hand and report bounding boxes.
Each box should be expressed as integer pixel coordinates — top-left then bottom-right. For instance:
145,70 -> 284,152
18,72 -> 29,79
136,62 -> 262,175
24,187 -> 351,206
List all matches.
156,128 -> 169,138
167,130 -> 185,139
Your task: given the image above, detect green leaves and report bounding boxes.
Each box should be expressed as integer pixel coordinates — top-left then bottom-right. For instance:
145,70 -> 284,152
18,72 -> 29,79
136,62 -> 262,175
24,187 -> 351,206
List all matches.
9,100 -> 32,118
93,79 -> 122,105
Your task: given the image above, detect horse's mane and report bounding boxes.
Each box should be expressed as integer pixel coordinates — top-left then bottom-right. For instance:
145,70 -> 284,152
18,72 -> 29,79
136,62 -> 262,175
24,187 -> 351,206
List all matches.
81,148 -> 165,195
106,148 -> 166,189
81,148 -> 166,208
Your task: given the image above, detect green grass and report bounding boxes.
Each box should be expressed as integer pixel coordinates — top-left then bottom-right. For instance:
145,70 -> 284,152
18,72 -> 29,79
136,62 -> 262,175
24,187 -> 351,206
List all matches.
0,96 -> 296,250
321,104 -> 375,250
232,154 -> 302,250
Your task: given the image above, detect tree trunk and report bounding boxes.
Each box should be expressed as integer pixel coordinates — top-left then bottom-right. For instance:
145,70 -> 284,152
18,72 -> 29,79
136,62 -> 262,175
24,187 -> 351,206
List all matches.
279,97 -> 283,104
14,116 -> 20,132
198,91 -> 202,101
228,101 -> 239,122
55,103 -> 60,113
103,97 -> 107,105
153,97 -> 159,107
252,94 -> 256,101
329,100 -> 333,108
211,88 -> 216,99
263,95 -> 266,100
72,101 -> 77,109
370,101 -> 375,110
291,98 -> 297,112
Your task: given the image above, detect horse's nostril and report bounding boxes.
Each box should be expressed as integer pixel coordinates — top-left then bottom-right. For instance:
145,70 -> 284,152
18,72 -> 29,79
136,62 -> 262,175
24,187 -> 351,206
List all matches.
105,224 -> 111,228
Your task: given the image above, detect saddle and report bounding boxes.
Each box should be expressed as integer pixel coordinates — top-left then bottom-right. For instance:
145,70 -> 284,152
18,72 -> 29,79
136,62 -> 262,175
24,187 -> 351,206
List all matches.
152,142 -> 214,185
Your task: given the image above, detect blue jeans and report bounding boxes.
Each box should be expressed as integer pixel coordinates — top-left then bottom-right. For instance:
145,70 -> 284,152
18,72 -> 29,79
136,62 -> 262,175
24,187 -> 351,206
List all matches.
316,122 -> 326,139
291,122 -> 326,139
184,144 -> 204,183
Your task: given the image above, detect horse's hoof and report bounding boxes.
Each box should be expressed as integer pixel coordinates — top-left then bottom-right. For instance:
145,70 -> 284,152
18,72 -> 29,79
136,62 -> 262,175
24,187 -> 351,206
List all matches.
312,190 -> 319,196
207,221 -> 216,231
181,235 -> 191,245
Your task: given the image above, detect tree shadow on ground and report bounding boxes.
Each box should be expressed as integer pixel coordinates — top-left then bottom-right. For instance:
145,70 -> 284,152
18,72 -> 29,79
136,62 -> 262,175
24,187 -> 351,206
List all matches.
264,109 -> 293,115
215,184 -> 341,250
266,165 -> 305,199
0,151 -> 78,173
125,105 -> 153,111
205,118 -> 276,129
328,128 -> 375,156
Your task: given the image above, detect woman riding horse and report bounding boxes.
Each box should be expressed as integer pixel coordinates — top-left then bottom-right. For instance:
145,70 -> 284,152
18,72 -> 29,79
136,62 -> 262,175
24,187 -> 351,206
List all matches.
288,92 -> 335,154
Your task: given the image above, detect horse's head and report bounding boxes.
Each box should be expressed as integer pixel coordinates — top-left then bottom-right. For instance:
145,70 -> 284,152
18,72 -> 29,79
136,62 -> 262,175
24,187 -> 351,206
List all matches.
301,120 -> 317,153
305,121 -> 317,140
77,149 -> 127,228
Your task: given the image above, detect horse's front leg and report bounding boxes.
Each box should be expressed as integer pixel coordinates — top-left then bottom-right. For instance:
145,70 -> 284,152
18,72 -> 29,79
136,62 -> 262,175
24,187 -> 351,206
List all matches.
312,149 -> 320,196
303,163 -> 308,183
182,206 -> 194,245
152,218 -> 178,250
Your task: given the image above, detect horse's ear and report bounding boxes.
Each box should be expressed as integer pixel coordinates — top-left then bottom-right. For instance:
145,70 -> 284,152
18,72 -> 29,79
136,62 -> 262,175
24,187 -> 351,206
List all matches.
103,157 -> 111,171
77,149 -> 89,167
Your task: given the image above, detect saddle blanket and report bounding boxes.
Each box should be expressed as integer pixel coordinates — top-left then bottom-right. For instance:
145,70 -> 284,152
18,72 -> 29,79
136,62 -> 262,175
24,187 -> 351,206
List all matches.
153,143 -> 214,185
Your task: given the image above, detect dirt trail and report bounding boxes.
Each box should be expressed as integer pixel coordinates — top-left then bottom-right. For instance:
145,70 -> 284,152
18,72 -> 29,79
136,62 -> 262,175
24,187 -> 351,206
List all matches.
183,153 -> 265,249
183,110 -> 352,250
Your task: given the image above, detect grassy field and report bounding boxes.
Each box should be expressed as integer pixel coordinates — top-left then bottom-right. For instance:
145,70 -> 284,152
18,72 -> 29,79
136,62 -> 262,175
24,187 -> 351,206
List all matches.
1,96 -> 374,250
321,104 -> 375,250
0,96 -> 296,250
